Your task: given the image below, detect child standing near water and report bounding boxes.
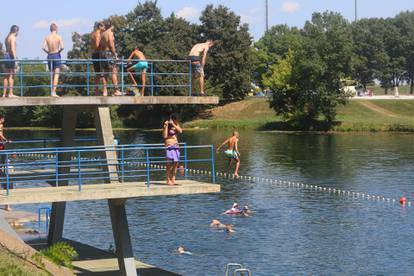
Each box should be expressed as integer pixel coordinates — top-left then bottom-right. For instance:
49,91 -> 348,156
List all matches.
216,131 -> 240,177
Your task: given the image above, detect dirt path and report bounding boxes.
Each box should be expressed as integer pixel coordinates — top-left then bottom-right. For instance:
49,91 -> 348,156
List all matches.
357,101 -> 401,119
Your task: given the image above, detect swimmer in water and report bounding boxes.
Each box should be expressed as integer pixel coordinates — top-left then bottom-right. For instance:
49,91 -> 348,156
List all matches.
223,202 -> 242,215
216,131 -> 240,177
175,246 -> 193,255
241,205 -> 252,217
209,220 -> 235,233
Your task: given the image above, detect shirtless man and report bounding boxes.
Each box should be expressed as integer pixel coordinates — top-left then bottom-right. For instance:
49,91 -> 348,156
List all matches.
0,44 -> 8,97
42,23 -> 64,97
126,47 -> 148,96
99,20 -> 121,96
188,40 -> 214,95
4,25 -> 19,98
216,131 -> 240,176
90,22 -> 106,96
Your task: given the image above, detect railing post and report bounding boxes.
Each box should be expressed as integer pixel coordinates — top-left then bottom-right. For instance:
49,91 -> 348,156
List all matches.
211,145 -> 216,184
150,63 -> 154,96
121,145 -> 125,183
19,61 -> 23,97
184,143 -> 188,179
189,61 -> 192,96
120,57 -> 125,95
37,208 -> 41,233
86,62 -> 90,96
46,208 -> 50,231
145,148 -> 150,188
55,149 -> 59,187
5,153 -> 10,195
77,150 -> 82,191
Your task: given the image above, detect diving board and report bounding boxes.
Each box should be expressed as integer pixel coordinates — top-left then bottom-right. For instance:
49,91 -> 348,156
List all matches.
0,96 -> 219,107
0,180 -> 220,205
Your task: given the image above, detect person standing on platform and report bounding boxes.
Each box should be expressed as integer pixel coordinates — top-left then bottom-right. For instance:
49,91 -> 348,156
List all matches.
4,25 -> 19,98
188,40 -> 214,96
90,22 -> 107,96
42,23 -> 64,97
0,44 -> 8,98
163,114 -> 182,185
216,131 -> 241,177
99,20 -> 122,96
126,47 -> 148,96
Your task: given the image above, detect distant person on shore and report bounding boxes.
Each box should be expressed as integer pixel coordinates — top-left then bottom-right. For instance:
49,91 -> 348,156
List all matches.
0,115 -> 11,211
188,40 -> 214,96
90,22 -> 107,96
3,25 -> 19,98
99,20 -> 122,96
163,114 -> 182,185
42,23 -> 64,97
216,131 -> 241,177
126,47 -> 148,96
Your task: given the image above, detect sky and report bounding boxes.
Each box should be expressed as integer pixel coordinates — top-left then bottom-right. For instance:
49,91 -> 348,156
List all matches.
1,0 -> 414,58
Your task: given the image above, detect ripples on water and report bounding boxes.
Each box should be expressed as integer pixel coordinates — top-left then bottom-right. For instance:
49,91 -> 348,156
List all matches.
11,130 -> 414,275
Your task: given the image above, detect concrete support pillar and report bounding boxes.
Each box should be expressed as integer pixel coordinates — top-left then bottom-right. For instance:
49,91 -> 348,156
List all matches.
108,199 -> 137,276
96,107 -> 135,275
94,106 -> 119,182
48,106 -> 78,246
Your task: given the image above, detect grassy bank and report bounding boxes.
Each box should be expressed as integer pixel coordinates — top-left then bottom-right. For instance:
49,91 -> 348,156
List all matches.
0,246 -> 48,276
185,98 -> 414,132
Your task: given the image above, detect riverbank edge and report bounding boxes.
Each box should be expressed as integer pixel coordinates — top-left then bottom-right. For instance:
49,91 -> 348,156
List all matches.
6,123 -> 414,133
183,119 -> 414,133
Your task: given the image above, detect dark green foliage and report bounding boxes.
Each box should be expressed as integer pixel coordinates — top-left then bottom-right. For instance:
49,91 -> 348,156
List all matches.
266,12 -> 353,128
199,5 -> 253,100
39,242 -> 78,269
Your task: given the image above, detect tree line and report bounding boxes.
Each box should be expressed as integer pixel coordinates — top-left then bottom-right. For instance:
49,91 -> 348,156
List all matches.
255,10 -> 414,129
2,1 -> 414,129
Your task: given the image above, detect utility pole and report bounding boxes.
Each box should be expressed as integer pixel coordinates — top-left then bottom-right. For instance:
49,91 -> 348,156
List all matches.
265,0 -> 269,33
355,0 -> 358,22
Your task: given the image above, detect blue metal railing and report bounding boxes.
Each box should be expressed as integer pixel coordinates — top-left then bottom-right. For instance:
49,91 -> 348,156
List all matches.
0,143 -> 215,195
0,58 -> 193,97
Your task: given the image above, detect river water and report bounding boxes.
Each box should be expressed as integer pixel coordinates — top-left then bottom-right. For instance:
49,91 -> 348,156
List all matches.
9,129 -> 414,275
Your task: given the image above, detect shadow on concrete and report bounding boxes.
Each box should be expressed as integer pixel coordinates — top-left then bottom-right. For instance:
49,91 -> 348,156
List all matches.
27,238 -> 181,276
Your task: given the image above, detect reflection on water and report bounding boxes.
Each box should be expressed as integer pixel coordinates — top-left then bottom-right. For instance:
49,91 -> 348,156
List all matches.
9,130 -> 414,275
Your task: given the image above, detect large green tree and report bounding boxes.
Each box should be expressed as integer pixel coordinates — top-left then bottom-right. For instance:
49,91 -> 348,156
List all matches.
254,25 -> 302,87
199,5 -> 253,100
351,18 -> 389,90
266,12 -> 353,129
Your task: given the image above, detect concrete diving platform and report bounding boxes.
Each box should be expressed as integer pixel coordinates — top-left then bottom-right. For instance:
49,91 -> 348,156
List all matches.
0,96 -> 219,107
0,180 -> 220,205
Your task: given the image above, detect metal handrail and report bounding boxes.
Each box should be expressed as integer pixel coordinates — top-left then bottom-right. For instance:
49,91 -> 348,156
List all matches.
0,143 -> 215,195
0,58 -> 193,96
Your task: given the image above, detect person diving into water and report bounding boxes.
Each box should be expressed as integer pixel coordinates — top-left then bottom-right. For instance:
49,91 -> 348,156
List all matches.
216,131 -> 241,177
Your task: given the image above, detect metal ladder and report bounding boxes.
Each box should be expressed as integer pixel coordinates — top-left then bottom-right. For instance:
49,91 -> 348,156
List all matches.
225,263 -> 251,276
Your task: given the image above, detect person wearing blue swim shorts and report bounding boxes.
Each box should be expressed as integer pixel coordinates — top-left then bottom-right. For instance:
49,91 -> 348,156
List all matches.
216,131 -> 241,177
42,23 -> 64,97
126,47 -> 148,96
3,25 -> 19,98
